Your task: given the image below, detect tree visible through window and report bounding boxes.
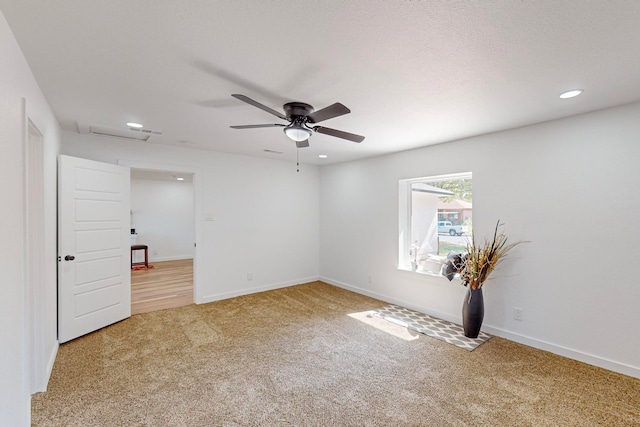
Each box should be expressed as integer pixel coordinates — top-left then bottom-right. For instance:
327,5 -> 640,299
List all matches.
399,173 -> 472,275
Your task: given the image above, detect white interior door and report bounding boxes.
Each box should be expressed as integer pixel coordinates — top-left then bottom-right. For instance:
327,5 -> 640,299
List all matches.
58,155 -> 131,343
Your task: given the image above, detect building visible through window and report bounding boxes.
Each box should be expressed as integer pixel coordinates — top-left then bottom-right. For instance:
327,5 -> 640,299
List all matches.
399,173 -> 472,275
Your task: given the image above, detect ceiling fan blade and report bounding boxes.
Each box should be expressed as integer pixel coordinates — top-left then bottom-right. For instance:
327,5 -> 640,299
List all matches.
306,103 -> 350,123
230,124 -> 285,129
232,94 -> 287,120
296,140 -> 310,148
314,126 -> 365,143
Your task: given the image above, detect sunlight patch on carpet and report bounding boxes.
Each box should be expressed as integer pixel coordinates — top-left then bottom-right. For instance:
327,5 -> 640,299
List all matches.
348,310 -> 420,341
372,304 -> 491,351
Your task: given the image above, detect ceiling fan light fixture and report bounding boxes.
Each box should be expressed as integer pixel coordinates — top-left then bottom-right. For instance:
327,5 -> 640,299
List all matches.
283,124 -> 312,142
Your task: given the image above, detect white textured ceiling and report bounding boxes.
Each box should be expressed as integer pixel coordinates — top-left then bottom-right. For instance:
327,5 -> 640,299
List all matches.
2,1 -> 640,165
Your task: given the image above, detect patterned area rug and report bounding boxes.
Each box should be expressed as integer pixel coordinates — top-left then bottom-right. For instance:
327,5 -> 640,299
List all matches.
373,304 -> 491,351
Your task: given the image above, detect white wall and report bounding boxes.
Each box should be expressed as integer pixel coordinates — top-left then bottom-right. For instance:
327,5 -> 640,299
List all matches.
62,132 -> 320,303
131,177 -> 194,262
320,101 -> 640,379
0,12 -> 61,426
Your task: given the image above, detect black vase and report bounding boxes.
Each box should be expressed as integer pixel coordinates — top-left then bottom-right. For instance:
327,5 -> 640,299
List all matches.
462,287 -> 484,338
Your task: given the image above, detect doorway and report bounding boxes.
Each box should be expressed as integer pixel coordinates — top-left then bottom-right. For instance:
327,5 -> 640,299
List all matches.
118,160 -> 202,316
129,169 -> 195,314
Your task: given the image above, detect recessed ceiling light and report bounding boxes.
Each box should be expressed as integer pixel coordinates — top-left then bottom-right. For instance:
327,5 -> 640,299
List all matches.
559,89 -> 583,99
126,122 -> 143,128
176,177 -> 184,181
318,154 -> 328,159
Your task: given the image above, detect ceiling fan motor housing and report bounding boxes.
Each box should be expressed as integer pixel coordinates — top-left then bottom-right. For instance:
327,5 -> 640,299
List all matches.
283,102 -> 314,120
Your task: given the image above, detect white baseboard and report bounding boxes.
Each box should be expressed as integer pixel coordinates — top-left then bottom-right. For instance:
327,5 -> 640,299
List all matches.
34,341 -> 59,393
321,276 -> 462,325
45,342 -> 59,391
197,276 -> 320,304
320,276 -> 640,380
481,325 -> 640,379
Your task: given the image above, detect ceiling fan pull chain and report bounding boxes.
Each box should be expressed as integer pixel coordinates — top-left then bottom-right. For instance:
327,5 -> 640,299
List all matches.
296,147 -> 300,173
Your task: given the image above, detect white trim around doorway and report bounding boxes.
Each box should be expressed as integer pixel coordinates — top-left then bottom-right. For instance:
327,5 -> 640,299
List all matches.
117,160 -> 202,303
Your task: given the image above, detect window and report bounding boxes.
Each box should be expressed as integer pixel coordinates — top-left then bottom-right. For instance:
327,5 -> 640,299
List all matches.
398,172 -> 472,275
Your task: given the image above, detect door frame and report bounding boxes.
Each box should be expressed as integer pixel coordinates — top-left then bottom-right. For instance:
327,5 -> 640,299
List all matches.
118,160 -> 201,303
24,115 -> 47,393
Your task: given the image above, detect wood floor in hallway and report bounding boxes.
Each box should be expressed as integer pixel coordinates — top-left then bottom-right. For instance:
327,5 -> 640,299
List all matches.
131,258 -> 193,315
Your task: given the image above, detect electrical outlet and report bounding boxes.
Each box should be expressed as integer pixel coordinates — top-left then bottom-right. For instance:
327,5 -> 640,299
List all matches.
513,307 -> 523,321
247,272 -> 253,281
367,275 -> 372,284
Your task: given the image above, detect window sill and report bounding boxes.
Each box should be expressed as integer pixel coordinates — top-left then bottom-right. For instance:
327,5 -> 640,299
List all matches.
397,266 -> 461,281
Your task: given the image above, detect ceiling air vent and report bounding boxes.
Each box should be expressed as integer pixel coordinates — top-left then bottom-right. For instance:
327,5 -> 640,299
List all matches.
77,123 -> 162,141
129,128 -> 163,135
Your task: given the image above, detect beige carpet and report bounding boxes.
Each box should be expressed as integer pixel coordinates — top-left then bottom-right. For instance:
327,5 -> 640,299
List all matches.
32,282 -> 639,426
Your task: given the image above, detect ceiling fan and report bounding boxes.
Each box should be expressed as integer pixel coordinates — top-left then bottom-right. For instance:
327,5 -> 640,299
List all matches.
230,94 -> 365,148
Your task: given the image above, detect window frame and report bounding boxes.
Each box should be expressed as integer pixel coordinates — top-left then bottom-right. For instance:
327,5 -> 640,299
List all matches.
398,172 -> 472,275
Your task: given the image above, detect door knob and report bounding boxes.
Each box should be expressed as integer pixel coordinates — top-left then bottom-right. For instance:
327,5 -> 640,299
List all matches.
64,255 -> 75,261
